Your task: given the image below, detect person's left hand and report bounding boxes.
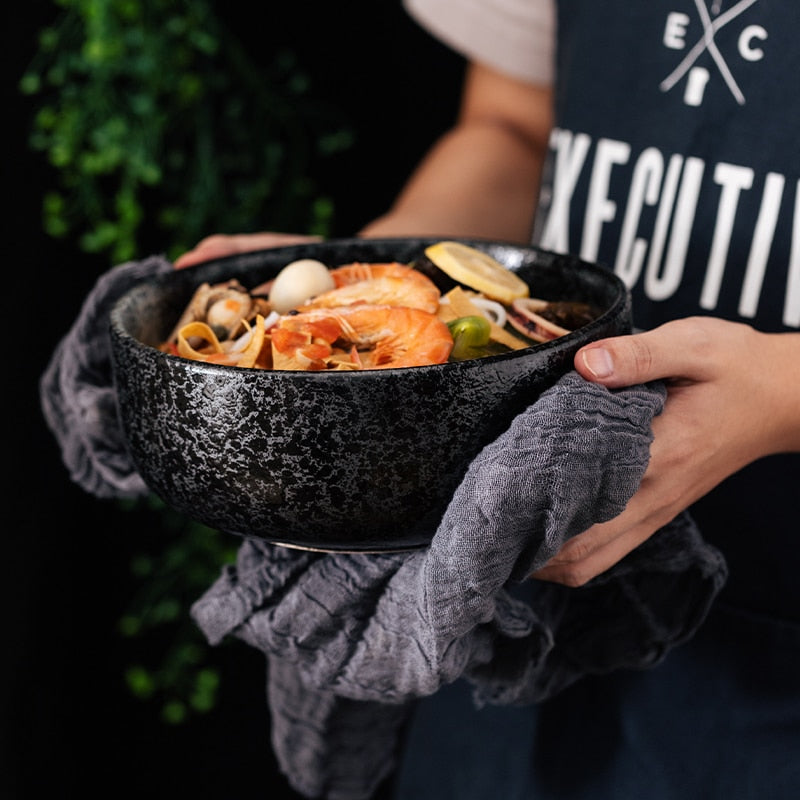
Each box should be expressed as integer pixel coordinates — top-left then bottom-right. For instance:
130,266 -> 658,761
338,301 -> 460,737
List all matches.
532,316 -> 800,587
174,232 -> 321,268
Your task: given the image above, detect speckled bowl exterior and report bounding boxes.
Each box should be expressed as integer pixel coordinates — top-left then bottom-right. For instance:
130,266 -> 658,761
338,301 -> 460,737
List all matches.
109,238 -> 631,551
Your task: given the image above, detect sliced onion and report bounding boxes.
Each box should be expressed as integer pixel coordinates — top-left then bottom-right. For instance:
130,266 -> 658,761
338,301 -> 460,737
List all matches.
469,297 -> 507,328
230,311 -> 280,352
229,327 -> 254,353
262,310 -> 280,330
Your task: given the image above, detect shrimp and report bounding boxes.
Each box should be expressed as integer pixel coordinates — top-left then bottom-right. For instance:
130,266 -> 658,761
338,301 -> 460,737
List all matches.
270,313 -> 345,371
271,305 -> 454,371
298,262 -> 441,314
330,262 -> 433,288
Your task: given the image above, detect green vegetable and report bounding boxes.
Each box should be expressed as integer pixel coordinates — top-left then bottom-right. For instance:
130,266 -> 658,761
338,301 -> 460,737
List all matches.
447,315 -> 491,361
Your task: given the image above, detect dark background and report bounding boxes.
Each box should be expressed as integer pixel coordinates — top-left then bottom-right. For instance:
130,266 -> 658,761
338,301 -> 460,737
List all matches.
4,3 -> 463,797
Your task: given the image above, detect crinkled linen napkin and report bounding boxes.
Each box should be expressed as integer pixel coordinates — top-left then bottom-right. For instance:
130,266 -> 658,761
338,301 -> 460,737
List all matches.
41,258 -> 728,800
41,255 -> 172,499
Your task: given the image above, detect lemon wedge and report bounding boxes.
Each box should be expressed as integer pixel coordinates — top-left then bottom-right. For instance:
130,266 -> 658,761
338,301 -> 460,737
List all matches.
424,241 -> 529,304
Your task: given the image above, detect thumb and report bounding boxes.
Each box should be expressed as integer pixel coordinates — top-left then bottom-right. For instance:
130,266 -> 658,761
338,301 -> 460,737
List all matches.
574,319 -> 712,388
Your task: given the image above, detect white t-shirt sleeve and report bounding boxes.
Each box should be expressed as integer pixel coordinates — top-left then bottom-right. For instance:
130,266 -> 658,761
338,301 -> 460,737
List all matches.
403,0 -> 555,86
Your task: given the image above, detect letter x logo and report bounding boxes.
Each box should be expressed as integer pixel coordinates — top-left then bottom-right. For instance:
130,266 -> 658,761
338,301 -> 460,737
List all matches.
660,0 -> 762,106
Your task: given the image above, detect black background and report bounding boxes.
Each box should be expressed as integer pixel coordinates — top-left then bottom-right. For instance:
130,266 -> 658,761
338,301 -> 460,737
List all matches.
4,3 -> 462,797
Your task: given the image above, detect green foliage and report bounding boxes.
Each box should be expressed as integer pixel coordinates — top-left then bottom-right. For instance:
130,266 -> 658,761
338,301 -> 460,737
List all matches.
20,0 -> 354,263
116,494 -> 238,724
22,0 -> 354,722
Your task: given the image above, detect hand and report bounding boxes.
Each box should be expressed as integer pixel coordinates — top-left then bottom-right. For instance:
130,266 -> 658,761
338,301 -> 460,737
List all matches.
532,317 -> 800,587
173,232 -> 321,269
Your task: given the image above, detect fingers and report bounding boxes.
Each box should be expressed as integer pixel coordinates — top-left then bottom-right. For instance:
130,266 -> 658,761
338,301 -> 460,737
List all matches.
174,232 -> 322,269
573,317 -> 726,388
530,517 -> 655,587
544,317 -> 777,587
530,448 -> 689,587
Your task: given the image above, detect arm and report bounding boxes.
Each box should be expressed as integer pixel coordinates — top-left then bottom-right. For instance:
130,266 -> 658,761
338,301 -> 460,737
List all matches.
360,61 -> 553,242
532,319 -> 800,586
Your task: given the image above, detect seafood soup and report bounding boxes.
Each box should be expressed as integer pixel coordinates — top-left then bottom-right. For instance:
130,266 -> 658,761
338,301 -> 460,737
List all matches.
160,241 -> 603,372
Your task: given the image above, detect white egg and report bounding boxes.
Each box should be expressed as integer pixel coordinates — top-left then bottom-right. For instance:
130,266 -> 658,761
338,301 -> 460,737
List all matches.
268,259 -> 336,314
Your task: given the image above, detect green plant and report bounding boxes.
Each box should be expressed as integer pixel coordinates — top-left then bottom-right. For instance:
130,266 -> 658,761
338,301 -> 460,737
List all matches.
116,495 -> 240,725
20,0 -> 353,263
22,0 -> 353,722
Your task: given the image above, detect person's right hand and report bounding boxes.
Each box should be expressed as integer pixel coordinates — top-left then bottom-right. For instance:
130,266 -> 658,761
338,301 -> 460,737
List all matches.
173,232 -> 321,269
532,318 -> 800,587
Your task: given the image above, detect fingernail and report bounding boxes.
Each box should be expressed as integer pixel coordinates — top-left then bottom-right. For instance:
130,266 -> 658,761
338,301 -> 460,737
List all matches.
582,347 -> 614,378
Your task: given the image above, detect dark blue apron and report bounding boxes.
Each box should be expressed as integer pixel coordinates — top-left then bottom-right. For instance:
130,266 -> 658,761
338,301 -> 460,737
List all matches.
394,2 -> 800,797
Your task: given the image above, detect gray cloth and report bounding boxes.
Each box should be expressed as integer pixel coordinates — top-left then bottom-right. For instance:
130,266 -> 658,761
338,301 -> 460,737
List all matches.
40,255 -> 172,499
191,374 -> 727,800
39,259 -> 727,800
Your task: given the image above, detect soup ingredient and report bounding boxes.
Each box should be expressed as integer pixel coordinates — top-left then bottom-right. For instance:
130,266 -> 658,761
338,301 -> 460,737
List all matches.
268,258 -> 336,314
438,286 -> 530,352
529,299 -> 599,330
508,298 -> 597,342
164,279 -> 267,344
424,241 -> 530,304
447,315 -> 491,361
161,245 -> 602,371
330,261 -> 436,289
206,292 -> 251,333
271,305 -> 454,370
467,296 -> 507,328
175,314 -> 269,368
299,262 -> 440,314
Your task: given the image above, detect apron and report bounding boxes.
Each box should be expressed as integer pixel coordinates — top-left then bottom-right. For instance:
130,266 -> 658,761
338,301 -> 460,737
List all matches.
395,2 -> 800,797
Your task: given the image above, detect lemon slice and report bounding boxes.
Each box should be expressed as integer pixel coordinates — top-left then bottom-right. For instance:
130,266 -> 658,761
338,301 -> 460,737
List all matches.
425,241 -> 529,304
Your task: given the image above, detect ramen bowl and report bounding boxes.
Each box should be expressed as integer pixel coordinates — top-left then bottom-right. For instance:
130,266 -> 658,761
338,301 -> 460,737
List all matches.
109,238 -> 631,551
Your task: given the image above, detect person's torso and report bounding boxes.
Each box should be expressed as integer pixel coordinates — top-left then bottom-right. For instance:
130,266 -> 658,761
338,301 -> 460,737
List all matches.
534,0 -> 799,334
535,0 -> 800,621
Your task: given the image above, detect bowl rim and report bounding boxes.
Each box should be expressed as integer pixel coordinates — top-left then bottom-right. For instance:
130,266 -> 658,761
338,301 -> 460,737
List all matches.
109,236 -> 630,377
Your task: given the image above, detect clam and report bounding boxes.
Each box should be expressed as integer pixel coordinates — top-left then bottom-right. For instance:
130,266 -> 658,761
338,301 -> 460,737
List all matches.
164,279 -> 269,344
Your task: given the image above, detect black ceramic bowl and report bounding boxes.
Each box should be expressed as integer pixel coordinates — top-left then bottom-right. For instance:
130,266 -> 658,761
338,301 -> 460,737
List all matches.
110,238 -> 631,551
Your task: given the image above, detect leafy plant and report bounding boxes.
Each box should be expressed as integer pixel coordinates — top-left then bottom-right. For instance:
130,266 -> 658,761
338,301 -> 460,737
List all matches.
20,0 -> 353,263
22,0 -> 353,722
116,495 -> 240,725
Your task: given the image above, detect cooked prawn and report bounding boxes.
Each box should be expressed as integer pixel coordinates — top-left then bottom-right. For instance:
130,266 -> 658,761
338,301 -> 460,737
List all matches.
298,262 -> 440,314
270,313 -> 345,371
329,262 -> 432,287
271,305 -> 454,371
